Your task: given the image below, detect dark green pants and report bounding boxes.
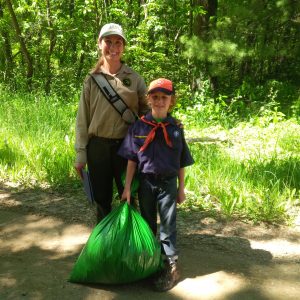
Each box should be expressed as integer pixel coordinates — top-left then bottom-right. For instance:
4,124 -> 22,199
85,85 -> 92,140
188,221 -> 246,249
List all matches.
87,136 -> 126,222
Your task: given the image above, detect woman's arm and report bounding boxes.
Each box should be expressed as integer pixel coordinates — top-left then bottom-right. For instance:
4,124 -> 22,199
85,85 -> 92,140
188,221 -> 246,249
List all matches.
74,79 -> 91,177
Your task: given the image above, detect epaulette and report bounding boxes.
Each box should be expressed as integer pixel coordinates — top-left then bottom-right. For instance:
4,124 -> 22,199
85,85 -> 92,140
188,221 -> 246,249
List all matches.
175,118 -> 184,128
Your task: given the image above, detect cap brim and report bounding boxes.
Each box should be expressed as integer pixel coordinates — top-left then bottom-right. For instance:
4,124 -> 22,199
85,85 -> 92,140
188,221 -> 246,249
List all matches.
100,31 -> 126,41
148,87 -> 173,95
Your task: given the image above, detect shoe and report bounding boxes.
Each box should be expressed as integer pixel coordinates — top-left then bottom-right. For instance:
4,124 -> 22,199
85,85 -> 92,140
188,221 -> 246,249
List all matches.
153,262 -> 180,292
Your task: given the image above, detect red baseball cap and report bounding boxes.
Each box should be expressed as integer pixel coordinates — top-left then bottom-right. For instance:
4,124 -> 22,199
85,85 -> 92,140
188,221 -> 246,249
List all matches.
147,78 -> 174,95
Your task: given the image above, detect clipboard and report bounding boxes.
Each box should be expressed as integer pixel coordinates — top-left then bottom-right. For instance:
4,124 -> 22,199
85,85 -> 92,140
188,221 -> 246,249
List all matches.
82,169 -> 94,204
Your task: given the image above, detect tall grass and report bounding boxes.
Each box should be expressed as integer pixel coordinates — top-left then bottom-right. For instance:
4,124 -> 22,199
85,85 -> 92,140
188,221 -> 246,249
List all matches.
183,120 -> 300,224
1,88 -> 300,223
0,89 -> 78,187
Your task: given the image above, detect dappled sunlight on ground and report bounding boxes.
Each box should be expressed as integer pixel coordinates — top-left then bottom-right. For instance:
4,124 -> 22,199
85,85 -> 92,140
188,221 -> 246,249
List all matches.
1,212 -> 90,257
172,271 -> 247,300
249,263 -> 300,300
1,186 -> 300,299
0,275 -> 16,288
0,191 -> 22,208
250,239 -> 300,258
263,277 -> 300,300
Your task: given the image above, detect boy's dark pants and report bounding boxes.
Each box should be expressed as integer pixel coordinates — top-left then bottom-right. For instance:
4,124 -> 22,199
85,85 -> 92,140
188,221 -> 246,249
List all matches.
87,136 -> 126,222
138,174 -> 178,258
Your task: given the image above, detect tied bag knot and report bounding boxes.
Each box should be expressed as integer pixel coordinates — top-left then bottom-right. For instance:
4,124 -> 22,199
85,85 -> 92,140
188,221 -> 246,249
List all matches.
139,116 -> 173,152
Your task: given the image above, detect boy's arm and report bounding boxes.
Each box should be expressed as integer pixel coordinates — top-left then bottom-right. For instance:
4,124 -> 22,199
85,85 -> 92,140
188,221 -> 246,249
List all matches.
121,160 -> 137,204
177,168 -> 186,204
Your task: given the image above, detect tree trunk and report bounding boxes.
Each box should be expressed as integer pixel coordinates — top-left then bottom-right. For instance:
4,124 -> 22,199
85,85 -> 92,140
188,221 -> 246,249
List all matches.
193,0 -> 217,39
1,31 -> 14,80
93,0 -> 101,29
69,0 -> 75,17
76,41 -> 86,81
45,0 -> 56,94
239,29 -> 255,82
5,0 -> 33,89
193,0 -> 218,92
103,0 -> 112,18
0,1 -> 14,80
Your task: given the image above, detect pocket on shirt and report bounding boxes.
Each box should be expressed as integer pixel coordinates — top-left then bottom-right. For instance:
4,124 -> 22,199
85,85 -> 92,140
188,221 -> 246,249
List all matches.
170,129 -> 182,150
133,135 -> 146,148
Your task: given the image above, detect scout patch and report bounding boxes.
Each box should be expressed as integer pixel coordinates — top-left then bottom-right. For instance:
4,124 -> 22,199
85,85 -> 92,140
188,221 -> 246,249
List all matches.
173,130 -> 180,138
122,78 -> 131,87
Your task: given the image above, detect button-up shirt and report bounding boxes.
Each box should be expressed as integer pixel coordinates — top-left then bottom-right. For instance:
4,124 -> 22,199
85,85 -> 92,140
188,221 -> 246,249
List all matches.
118,113 -> 194,175
75,64 -> 148,163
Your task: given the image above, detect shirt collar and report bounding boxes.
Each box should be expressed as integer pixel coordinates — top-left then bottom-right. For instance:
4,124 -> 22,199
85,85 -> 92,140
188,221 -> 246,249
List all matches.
144,112 -> 176,125
100,63 -> 132,76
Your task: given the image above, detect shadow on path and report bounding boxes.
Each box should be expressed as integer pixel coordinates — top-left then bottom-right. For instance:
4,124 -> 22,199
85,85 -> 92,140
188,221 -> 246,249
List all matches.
1,185 -> 300,299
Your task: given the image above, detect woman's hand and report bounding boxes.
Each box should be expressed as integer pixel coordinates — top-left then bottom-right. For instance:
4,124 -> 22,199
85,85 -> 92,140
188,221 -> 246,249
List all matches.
74,162 -> 86,180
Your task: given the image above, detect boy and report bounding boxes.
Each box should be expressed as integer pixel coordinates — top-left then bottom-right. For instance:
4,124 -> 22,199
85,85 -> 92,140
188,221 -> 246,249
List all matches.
118,78 -> 194,291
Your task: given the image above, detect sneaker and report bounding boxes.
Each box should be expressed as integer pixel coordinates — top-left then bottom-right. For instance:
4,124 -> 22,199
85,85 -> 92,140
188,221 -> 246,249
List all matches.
153,263 -> 180,292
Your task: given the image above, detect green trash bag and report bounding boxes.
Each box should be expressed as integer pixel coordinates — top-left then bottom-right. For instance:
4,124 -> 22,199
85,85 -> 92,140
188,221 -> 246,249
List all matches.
69,202 -> 163,284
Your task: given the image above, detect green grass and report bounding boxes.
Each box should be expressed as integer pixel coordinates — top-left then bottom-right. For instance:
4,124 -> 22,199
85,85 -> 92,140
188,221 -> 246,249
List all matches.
1,89 -> 300,224
183,120 -> 300,224
0,90 -> 78,187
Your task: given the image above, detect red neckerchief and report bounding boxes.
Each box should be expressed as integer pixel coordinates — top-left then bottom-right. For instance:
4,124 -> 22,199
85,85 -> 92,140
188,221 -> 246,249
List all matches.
139,115 -> 173,152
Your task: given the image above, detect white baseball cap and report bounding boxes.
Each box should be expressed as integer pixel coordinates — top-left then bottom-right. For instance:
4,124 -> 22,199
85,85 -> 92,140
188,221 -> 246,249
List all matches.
98,23 -> 126,42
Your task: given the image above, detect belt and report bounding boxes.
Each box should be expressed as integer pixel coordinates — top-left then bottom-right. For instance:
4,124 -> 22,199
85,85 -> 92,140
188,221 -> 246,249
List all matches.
141,173 -> 177,181
90,136 -> 123,144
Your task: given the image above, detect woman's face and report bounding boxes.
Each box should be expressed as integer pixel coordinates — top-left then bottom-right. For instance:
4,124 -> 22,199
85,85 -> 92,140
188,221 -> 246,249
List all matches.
99,35 -> 124,63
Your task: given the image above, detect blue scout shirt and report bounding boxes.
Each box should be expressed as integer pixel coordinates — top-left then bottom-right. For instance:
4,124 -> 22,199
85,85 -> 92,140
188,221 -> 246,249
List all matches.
118,113 -> 194,175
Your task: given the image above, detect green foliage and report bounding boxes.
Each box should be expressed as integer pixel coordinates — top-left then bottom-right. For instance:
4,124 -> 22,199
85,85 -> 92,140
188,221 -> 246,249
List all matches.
2,0 -> 299,101
182,114 -> 300,224
180,0 -> 300,91
0,89 -> 78,187
230,80 -> 300,118
124,0 -> 191,87
1,0 -> 300,224
0,0 -> 194,94
1,87 -> 300,224
174,79 -> 299,130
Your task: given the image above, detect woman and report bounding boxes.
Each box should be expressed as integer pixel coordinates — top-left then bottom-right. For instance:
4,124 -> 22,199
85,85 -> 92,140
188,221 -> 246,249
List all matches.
74,23 -> 148,222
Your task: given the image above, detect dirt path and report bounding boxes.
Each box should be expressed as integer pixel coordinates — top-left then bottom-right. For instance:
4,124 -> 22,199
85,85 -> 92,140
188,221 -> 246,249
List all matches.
1,185 -> 300,300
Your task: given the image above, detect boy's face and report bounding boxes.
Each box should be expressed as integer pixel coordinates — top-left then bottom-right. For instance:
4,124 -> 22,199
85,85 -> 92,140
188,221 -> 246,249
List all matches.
148,91 -> 172,118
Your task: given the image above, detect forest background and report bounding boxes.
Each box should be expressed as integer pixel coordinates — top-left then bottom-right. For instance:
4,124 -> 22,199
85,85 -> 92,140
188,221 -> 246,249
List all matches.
1,0 -> 300,224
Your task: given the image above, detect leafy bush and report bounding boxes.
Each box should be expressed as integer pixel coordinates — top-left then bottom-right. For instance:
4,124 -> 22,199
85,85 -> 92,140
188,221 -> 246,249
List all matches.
1,87 -> 299,224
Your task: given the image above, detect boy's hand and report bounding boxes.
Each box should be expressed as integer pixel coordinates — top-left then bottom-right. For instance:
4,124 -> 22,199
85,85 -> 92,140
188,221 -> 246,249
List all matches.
177,189 -> 186,204
121,188 -> 131,204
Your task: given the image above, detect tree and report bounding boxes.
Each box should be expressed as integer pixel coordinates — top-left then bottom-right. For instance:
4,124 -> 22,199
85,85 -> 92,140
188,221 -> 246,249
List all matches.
192,0 -> 218,92
44,0 -> 56,94
0,0 -> 299,98
181,0 -> 300,96
5,0 -> 33,88
0,0 -> 14,81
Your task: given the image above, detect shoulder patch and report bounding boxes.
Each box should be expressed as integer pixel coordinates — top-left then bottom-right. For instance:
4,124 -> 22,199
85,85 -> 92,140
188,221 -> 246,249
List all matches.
173,130 -> 180,138
122,78 -> 131,87
175,118 -> 184,128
